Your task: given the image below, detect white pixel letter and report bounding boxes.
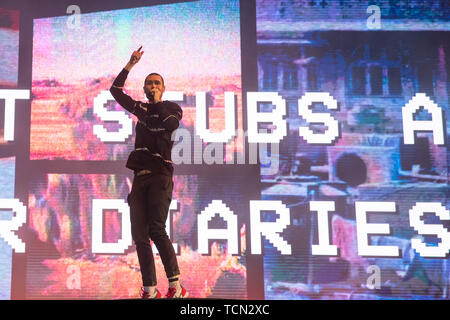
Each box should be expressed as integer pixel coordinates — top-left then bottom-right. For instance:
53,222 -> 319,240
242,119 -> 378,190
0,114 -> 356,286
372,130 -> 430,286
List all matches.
355,201 -> 400,257
409,202 -> 450,258
311,201 -> 338,256
0,198 -> 27,253
91,199 -> 132,254
160,91 -> 183,102
93,90 -> 133,142
402,93 -> 445,145
196,92 -> 236,143
247,92 -> 287,143
250,200 -> 291,255
298,92 -> 340,144
198,200 -> 238,254
0,89 -> 30,142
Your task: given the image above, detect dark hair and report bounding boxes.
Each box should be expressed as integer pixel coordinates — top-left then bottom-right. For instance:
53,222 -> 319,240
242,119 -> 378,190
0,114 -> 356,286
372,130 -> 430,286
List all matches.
144,73 -> 165,86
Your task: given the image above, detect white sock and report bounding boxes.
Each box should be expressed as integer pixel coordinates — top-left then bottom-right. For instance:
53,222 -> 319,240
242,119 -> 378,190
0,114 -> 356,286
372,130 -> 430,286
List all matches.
169,278 -> 181,295
143,286 -> 156,294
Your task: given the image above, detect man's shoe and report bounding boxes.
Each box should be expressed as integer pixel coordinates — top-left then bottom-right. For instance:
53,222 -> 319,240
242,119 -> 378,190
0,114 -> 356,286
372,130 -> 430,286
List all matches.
165,286 -> 189,298
141,287 -> 162,299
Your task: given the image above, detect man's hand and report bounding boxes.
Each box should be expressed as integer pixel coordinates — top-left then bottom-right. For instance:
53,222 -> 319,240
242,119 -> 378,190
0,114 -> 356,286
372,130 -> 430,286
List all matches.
150,88 -> 163,103
125,46 -> 144,71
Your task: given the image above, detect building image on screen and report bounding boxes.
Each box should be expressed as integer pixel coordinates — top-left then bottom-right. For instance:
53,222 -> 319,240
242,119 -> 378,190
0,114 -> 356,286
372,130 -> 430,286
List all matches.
256,0 -> 449,300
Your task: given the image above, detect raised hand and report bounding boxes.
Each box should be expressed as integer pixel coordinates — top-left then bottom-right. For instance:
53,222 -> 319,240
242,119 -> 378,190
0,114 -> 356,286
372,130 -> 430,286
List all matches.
125,46 -> 144,71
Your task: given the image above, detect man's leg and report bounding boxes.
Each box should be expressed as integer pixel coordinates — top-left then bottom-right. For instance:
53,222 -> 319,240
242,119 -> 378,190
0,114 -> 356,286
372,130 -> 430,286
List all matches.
146,174 -> 180,279
128,176 -> 157,287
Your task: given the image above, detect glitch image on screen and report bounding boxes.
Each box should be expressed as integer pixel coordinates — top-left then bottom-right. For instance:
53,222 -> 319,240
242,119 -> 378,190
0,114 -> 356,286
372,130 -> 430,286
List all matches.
0,8 -> 19,89
256,1 -> 449,299
0,8 -> 19,144
0,0 -> 449,300
30,0 -> 243,161
0,157 -> 16,300
0,7 -> 19,300
26,173 -> 248,299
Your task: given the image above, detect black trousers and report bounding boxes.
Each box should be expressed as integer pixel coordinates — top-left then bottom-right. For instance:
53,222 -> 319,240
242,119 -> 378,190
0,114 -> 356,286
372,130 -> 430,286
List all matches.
127,173 -> 180,286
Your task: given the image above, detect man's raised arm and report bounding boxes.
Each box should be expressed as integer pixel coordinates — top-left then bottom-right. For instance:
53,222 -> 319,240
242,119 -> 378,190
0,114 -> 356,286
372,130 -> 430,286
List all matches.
109,46 -> 146,116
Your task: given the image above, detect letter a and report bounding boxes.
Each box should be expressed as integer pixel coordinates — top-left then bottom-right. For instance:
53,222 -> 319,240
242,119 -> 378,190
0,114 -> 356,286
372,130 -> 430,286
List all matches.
402,93 -> 445,145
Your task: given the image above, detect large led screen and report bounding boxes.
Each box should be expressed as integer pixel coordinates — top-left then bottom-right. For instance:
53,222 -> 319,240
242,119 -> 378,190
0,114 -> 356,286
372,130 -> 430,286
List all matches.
24,0 -> 248,299
0,0 -> 449,301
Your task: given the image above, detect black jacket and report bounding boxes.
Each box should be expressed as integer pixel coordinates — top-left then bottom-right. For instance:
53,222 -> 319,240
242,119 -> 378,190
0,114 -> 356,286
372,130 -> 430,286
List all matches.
109,68 -> 182,175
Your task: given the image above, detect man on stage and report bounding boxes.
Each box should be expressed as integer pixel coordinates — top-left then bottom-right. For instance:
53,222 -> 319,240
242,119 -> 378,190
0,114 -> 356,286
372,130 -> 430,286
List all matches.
110,46 -> 188,299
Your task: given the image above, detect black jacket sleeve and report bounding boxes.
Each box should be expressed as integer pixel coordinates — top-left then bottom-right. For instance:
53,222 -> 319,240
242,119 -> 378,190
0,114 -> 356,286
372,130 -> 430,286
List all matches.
153,102 -> 183,132
109,68 -> 147,121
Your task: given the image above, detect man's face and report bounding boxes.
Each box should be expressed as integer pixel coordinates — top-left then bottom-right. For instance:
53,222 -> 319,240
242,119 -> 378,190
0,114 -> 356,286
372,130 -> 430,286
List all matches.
144,74 -> 165,101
